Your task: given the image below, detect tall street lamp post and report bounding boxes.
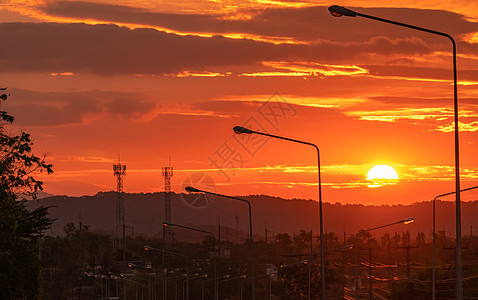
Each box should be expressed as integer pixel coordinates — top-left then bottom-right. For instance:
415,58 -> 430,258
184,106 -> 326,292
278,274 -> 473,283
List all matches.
144,245 -> 189,300
432,186 -> 478,300
217,274 -> 247,298
328,5 -> 462,298
279,260 -> 309,299
353,217 -> 415,299
202,274 -> 230,300
185,186 -> 256,300
174,274 -> 187,300
233,125 -> 326,300
308,244 -> 354,299
163,222 -> 218,300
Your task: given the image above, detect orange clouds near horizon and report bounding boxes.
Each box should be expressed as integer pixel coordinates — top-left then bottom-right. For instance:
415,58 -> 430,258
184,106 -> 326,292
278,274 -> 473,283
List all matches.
0,0 -> 477,205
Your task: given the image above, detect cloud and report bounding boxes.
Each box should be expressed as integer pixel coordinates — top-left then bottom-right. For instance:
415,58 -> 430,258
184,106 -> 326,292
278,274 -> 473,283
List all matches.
365,64 -> 478,83
38,2 -> 478,44
437,121 -> 478,132
105,97 -> 155,115
345,107 -> 453,122
4,88 -> 157,126
191,100 -> 263,116
0,22 -> 448,76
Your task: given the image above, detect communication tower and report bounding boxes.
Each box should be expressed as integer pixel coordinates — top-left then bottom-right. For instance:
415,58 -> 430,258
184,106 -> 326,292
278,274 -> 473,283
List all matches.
162,160 -> 173,246
113,161 -> 126,250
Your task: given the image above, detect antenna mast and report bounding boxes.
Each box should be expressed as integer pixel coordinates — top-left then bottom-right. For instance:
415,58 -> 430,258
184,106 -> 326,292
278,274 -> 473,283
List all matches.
162,158 -> 173,246
113,160 -> 126,251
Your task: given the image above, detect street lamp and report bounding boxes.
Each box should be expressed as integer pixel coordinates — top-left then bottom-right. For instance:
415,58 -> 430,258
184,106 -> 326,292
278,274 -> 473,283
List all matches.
119,273 -> 152,300
144,245 -> 189,300
173,274 -> 187,300
184,273 -> 208,300
233,125 -> 326,300
218,274 -> 248,298
328,5 -> 462,298
353,217 -> 414,300
124,265 -> 158,298
432,185 -> 478,300
305,244 -> 353,299
203,274 -> 230,300
163,222 -> 218,300
280,260 -> 310,299
186,186 -> 256,300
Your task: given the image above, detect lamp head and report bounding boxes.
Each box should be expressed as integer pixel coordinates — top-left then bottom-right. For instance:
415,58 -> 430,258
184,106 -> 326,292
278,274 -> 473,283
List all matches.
233,126 -> 253,134
144,245 -> 152,251
162,222 -> 169,227
185,186 -> 200,193
328,5 -> 357,17
403,217 -> 415,224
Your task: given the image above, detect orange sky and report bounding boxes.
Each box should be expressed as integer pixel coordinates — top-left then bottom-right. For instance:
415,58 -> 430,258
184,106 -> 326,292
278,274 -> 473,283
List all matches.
0,0 -> 477,205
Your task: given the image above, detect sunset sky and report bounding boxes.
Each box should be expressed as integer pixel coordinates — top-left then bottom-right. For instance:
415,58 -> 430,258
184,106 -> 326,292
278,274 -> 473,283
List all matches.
1,0 -> 477,206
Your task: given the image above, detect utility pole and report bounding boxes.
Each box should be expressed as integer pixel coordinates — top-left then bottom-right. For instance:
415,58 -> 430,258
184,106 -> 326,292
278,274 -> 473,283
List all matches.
265,222 -> 268,263
361,240 -> 380,299
265,222 -> 268,245
397,231 -> 418,278
162,224 -> 166,300
309,230 -> 312,300
265,224 -> 274,267
471,224 -> 473,250
218,218 -> 221,257
235,215 -> 239,243
342,230 -> 346,299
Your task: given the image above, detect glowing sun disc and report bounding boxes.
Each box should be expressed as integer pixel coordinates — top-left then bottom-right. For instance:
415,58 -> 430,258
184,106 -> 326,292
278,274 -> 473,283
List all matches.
367,165 -> 399,180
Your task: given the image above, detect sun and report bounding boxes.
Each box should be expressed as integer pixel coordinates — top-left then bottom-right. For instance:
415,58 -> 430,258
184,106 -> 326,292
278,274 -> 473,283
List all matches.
366,165 -> 399,187
367,165 -> 399,180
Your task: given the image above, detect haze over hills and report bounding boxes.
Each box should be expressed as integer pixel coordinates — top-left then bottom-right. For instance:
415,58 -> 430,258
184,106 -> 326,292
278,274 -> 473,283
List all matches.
26,192 -> 478,241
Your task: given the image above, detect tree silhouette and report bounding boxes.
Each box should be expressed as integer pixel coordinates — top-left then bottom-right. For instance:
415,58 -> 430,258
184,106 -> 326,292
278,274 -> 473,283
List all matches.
0,87 -> 53,299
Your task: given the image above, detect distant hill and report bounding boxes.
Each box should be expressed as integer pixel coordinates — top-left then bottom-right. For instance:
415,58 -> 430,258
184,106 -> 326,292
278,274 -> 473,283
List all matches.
26,192 -> 478,241
17,190 -> 54,200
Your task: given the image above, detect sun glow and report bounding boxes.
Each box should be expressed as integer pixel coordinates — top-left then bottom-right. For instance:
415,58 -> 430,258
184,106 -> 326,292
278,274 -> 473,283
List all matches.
366,165 -> 399,188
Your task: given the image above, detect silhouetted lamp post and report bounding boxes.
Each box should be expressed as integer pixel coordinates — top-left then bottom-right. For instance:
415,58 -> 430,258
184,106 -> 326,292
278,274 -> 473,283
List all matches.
233,125 -> 326,300
144,245 -> 189,300
185,186 -> 256,300
163,222 -> 218,300
328,5 -> 462,298
354,217 -> 414,300
282,244 -> 352,300
432,186 -> 478,300
218,274 -> 247,298
280,260 -> 309,299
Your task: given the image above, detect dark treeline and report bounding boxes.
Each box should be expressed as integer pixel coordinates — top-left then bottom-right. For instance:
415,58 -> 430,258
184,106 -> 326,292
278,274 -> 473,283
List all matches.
39,222 -> 478,299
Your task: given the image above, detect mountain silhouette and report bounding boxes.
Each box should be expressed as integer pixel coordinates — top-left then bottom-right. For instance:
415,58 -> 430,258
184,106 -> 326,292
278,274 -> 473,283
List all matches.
26,192 -> 478,241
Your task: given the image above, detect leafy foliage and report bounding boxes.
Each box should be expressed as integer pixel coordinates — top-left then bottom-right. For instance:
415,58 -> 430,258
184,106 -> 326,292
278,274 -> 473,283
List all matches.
0,87 -> 54,299
0,88 -> 53,198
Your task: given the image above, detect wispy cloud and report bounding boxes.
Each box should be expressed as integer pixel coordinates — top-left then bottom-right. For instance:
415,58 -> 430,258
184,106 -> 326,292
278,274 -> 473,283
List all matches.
261,61 -> 368,77
345,107 -> 453,122
345,106 -> 478,132
55,156 -> 117,163
166,71 -> 229,77
436,121 -> 478,132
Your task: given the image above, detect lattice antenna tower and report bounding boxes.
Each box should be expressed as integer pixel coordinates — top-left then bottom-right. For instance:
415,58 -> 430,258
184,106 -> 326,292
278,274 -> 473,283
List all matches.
113,160 -> 126,249
162,158 -> 173,245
